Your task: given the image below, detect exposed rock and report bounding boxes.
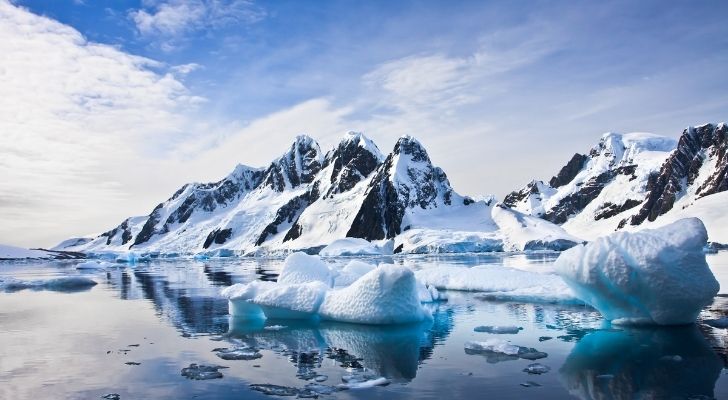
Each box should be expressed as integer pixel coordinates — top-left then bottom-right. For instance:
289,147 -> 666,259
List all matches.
549,153 -> 588,188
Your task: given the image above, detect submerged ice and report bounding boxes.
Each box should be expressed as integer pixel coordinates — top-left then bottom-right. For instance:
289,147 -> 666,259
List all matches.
555,218 -> 719,325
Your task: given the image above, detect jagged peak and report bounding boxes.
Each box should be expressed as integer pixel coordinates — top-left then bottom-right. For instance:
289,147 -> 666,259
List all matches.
393,135 -> 430,163
337,131 -> 384,161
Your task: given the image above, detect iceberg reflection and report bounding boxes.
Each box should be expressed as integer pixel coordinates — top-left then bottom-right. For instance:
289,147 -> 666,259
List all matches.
228,305 -> 454,382
560,325 -> 722,399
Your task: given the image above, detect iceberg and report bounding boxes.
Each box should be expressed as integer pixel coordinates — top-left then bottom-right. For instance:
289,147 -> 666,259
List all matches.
415,265 -> 580,304
319,265 -> 430,324
222,253 -> 431,325
554,218 -> 719,325
319,238 -> 394,257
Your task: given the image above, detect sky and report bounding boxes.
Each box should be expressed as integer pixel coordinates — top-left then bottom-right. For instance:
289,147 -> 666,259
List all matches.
1,0 -> 727,248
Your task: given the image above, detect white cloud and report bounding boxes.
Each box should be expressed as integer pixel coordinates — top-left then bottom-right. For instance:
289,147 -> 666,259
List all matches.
0,1 -> 208,247
129,0 -> 265,49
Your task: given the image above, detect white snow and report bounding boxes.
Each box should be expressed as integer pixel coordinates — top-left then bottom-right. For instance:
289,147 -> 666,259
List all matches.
319,264 -> 430,324
415,265 -> 580,304
555,218 -> 719,325
277,252 -> 333,287
332,260 -> 376,287
0,244 -> 55,260
319,238 -> 393,257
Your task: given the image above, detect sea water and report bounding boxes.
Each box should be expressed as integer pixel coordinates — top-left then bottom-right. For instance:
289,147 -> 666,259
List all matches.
1,252 -> 727,399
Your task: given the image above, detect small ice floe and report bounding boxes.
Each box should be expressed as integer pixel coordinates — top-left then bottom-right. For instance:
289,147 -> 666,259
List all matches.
101,394 -> 120,400
539,336 -> 553,342
264,325 -> 287,331
124,362 -> 140,366
180,364 -> 228,380
213,347 -> 262,361
76,260 -> 113,270
464,339 -> 547,363
338,371 -> 390,390
249,384 -> 319,398
555,218 -> 719,325
473,325 -> 523,334
520,381 -> 541,387
523,363 -> 550,375
0,276 -> 97,293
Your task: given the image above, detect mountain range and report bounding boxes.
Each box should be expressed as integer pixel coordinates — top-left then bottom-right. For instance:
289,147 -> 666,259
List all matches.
57,122 -> 727,256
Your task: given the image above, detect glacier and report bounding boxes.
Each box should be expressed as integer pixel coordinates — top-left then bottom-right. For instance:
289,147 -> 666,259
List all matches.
554,218 -> 719,325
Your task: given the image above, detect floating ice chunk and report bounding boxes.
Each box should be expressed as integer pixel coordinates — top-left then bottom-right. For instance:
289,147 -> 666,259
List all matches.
278,252 -> 333,287
213,347 -> 262,360
319,238 -> 394,257
0,276 -> 97,293
523,363 -> 550,374
473,325 -> 523,334
264,325 -> 287,331
465,339 -> 547,363
75,260 -> 113,270
464,339 -> 520,355
221,281 -> 275,319
416,266 -> 580,304
554,218 -> 719,325
180,364 -> 227,380
339,371 -> 390,389
319,265 -> 430,325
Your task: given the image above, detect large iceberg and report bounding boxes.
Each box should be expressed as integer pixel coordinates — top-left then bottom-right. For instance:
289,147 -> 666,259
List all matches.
221,253 -> 431,325
554,218 -> 719,325
319,264 -> 429,324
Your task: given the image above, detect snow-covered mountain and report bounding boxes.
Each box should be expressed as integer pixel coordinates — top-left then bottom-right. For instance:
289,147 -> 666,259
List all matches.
504,122 -> 728,242
58,132 -> 580,256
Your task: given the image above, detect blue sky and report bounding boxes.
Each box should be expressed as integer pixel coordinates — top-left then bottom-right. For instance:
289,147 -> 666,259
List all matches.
2,0 -> 728,246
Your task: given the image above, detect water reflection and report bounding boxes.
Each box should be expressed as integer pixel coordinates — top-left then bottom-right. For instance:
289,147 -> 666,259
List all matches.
227,305 -> 455,382
560,325 -> 722,399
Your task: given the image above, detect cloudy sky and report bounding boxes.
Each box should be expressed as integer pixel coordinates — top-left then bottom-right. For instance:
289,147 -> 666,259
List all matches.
2,0 -> 727,247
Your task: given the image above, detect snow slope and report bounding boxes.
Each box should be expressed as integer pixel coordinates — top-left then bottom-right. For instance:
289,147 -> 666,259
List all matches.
62,132 -> 579,256
505,122 -> 728,242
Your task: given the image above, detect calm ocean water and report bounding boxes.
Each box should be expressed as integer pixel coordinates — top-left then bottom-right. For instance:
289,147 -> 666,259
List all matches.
1,252 -> 727,399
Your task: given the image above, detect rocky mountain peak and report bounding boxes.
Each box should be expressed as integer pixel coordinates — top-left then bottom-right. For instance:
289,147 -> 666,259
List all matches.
321,132 -> 384,197
262,135 -> 323,192
393,135 -> 430,162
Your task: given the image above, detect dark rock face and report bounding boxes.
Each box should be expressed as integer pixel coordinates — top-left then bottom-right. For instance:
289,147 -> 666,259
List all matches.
502,181 -> 543,210
321,133 -> 382,197
627,123 -> 728,226
100,218 -> 134,246
549,154 -> 588,188
594,199 -> 642,221
262,136 -> 322,192
133,204 -> 164,246
203,228 -> 232,249
543,170 -> 614,224
166,167 -> 264,225
347,136 -> 453,240
256,183 -> 320,246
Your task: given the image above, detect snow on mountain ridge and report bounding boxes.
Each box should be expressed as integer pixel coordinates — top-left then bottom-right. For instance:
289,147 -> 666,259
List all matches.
63,132 -> 579,256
